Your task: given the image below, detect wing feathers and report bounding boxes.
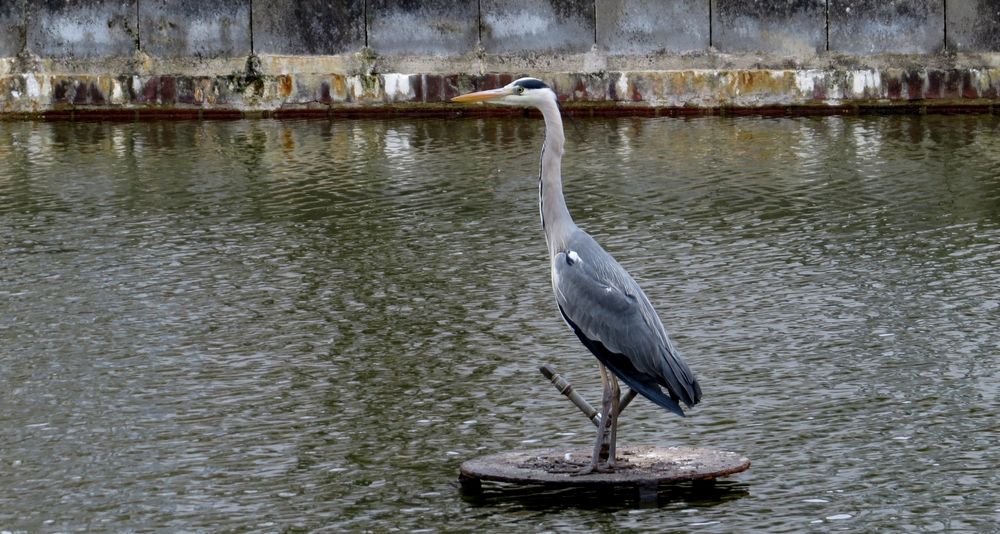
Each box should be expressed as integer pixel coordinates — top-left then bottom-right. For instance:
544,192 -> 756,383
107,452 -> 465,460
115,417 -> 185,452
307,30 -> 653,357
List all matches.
561,305 -> 686,417
553,235 -> 702,414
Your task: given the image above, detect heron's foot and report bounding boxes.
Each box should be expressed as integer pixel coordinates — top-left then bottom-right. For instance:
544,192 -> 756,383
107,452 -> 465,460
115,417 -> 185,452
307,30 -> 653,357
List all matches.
571,461 -> 616,476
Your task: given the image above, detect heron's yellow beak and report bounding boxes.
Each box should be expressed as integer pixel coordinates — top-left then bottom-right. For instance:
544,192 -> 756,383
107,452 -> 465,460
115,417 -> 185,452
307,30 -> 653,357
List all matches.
451,87 -> 511,103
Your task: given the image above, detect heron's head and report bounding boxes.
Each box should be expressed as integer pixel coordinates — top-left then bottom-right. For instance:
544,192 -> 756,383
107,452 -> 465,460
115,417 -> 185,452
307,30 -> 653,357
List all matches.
451,77 -> 556,108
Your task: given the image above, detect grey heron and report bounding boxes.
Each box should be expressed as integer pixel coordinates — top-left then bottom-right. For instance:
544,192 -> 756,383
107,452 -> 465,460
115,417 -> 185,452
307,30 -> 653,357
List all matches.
452,78 -> 702,474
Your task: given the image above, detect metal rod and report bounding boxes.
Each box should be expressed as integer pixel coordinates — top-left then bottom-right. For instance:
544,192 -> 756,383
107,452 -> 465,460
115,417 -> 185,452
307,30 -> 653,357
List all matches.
619,388 -> 638,412
540,364 -> 600,426
540,364 -> 640,427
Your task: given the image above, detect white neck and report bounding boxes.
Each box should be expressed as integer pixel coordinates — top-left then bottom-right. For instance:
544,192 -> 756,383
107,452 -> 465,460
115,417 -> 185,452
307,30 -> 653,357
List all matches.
537,96 -> 574,256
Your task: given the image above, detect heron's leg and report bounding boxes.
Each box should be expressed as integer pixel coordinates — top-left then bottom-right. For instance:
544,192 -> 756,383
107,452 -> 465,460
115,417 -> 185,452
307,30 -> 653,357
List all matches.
607,373 -> 621,469
576,364 -> 611,475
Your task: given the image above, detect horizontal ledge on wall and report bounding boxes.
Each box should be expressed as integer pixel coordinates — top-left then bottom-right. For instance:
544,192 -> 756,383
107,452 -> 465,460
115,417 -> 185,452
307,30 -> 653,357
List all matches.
2,58 -> 1000,118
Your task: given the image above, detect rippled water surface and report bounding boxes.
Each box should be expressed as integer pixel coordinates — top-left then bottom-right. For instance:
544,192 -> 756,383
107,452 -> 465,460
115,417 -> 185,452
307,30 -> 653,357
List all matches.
2,114 -> 999,531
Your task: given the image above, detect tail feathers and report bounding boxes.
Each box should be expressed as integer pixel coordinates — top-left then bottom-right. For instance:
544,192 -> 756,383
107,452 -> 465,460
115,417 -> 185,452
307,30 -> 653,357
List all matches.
595,351 -> 686,417
660,348 -> 702,408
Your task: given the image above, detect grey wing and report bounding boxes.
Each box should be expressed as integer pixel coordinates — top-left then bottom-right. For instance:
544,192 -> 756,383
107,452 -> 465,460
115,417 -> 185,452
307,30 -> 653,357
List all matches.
553,239 -> 701,408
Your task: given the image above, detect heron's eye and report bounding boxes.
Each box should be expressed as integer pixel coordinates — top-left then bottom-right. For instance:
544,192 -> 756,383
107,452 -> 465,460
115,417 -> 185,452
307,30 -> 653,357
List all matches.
515,86 -> 525,95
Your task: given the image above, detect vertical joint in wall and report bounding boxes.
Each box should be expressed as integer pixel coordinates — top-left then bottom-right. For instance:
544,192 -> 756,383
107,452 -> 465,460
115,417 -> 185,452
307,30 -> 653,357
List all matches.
249,0 -> 255,54
135,0 -> 141,51
943,0 -> 948,51
825,0 -> 830,51
708,0 -> 713,48
592,0 -> 597,46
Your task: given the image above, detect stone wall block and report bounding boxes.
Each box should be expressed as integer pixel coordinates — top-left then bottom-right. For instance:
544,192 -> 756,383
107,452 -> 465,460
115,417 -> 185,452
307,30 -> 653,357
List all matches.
829,0 -> 944,55
885,69 -> 904,99
140,76 -> 159,103
980,69 -> 999,99
330,74 -> 349,102
368,0 -> 478,56
160,76 -> 177,103
925,69 -> 943,98
0,75 -> 23,103
730,71 -> 799,105
967,68 -> 999,99
252,0 -> 363,55
52,77 -> 73,104
382,73 -> 415,102
608,71 -> 655,102
597,0 -> 708,54
1,0 -> 24,56
476,73 -> 501,92
71,78 -> 90,104
847,69 -> 883,99
443,74 -> 464,100
290,74 -> 322,104
345,74 -> 383,103
139,0 -> 251,58
946,0 -> 1000,52
712,0 -> 825,56
175,76 -> 196,103
28,0 -> 139,58
540,72 -> 575,101
547,72 -> 596,101
943,69 -> 962,99
626,72 -> 657,102
903,69 -> 924,100
422,74 -> 443,102
481,0 -> 595,54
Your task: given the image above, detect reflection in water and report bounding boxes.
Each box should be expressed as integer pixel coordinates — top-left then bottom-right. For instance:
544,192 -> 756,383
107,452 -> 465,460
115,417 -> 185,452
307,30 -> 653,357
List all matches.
1,115 -> 999,531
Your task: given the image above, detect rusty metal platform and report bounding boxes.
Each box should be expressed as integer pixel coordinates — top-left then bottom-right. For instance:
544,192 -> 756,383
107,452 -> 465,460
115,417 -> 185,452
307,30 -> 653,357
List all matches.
459,445 -> 750,496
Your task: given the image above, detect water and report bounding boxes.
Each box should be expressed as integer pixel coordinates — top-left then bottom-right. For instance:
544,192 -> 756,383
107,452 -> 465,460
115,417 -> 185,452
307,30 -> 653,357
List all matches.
1,114 -> 998,532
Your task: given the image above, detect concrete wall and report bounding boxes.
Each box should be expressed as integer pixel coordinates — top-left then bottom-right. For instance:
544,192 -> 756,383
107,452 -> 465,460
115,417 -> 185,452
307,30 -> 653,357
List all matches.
828,0 -> 945,55
252,1 -> 364,55
2,0 -> 1000,116
712,0 -> 826,55
140,0 -> 252,58
2,0 -> 999,59
948,0 -> 1000,52
0,1 -> 23,57
27,0 -> 139,58
368,0 -> 477,55
598,0 -> 709,54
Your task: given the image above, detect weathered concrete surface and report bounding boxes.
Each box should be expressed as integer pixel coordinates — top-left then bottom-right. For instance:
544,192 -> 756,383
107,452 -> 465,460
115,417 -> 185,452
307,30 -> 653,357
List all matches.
947,0 -> 1000,52
252,0 -> 364,55
27,0 -> 139,58
597,0 -> 709,55
713,0 -> 826,56
3,59 -> 999,118
829,0 -> 944,55
139,0 -> 251,58
3,0 -> 1000,117
0,0 -> 24,57
368,0 -> 478,56
481,0 -> 595,54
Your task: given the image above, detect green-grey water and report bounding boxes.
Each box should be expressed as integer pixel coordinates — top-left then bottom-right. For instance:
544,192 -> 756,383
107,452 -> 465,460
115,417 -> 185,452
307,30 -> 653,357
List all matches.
1,114 -> 998,532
